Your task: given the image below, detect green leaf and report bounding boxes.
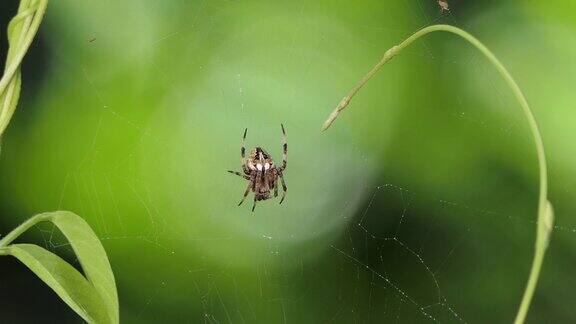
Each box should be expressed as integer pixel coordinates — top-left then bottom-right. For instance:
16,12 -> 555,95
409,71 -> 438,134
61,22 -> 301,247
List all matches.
0,70 -> 22,137
0,211 -> 119,323
47,211 -> 119,323
0,244 -> 110,323
540,200 -> 554,249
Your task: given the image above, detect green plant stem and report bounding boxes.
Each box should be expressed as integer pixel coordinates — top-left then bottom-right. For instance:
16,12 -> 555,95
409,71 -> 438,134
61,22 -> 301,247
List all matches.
0,0 -> 48,137
0,213 -> 51,248
0,0 -> 47,89
322,24 -> 552,324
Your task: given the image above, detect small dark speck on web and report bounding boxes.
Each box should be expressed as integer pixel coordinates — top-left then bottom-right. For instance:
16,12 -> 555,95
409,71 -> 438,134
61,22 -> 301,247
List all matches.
88,37 -> 96,43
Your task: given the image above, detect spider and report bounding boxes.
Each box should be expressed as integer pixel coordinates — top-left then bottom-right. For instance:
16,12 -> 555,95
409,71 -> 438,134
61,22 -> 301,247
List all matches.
438,0 -> 450,12
227,124 -> 287,211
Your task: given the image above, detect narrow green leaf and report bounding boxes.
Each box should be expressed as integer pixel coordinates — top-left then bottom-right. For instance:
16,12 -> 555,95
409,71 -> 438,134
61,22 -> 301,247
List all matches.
0,211 -> 119,323
542,200 -> 554,248
46,211 -> 119,323
0,244 -> 110,323
0,71 -> 21,134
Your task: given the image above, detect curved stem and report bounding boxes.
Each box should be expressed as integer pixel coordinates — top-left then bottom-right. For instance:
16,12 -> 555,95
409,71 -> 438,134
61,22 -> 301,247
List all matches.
0,0 -> 48,137
0,0 -> 47,92
322,24 -> 552,324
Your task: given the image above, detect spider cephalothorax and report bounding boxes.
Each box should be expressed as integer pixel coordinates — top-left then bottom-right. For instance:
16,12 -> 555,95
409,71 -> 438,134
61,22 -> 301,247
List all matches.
228,124 -> 287,211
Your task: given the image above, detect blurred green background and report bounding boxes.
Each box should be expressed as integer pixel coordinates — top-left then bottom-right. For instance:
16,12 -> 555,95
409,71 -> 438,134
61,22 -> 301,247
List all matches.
1,0 -> 575,323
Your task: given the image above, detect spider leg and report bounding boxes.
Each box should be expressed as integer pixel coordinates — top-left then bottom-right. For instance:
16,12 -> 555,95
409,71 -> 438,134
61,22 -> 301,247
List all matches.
241,128 -> 249,173
278,124 -> 287,172
279,172 -> 287,204
273,177 -> 279,197
252,195 -> 257,212
228,170 -> 250,180
251,171 -> 266,211
238,181 -> 252,206
266,171 -> 278,197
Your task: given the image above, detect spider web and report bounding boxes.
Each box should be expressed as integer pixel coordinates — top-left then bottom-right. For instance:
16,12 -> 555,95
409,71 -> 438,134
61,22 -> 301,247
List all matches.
1,0 -> 576,323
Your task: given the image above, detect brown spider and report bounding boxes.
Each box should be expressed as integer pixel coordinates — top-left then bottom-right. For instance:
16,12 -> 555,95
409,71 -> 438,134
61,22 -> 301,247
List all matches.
438,0 -> 450,12
227,124 -> 287,211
